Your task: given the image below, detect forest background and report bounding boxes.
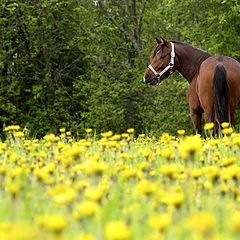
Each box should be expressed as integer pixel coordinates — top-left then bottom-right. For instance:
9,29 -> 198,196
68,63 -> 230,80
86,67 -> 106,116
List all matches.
1,0 -> 240,137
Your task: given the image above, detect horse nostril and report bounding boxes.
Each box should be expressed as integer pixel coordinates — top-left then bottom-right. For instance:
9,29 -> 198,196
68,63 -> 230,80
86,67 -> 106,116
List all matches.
143,74 -> 150,83
145,73 -> 150,79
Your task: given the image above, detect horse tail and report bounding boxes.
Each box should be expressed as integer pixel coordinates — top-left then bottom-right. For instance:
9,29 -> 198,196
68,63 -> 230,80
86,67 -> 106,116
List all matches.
213,63 -> 229,125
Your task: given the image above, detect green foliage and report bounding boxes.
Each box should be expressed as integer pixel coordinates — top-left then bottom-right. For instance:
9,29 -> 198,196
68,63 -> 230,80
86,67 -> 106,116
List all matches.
138,75 -> 193,136
0,0 -> 240,136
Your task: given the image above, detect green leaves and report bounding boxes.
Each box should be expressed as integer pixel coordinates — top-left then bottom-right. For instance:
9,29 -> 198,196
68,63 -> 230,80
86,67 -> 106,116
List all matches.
0,0 -> 239,137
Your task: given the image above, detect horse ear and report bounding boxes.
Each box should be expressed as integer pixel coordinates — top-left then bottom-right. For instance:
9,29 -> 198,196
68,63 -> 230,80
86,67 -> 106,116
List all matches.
161,39 -> 171,58
160,37 -> 166,45
155,37 -> 161,44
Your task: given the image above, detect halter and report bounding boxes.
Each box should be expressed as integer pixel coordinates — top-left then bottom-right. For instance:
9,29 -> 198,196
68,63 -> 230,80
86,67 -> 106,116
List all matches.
148,42 -> 175,80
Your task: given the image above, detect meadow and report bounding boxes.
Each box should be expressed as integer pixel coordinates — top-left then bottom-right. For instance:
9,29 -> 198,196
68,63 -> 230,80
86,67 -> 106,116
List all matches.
1,124 -> 240,240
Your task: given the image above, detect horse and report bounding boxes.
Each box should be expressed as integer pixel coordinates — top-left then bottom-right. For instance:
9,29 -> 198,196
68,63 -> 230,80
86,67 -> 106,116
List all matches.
143,37 -> 240,135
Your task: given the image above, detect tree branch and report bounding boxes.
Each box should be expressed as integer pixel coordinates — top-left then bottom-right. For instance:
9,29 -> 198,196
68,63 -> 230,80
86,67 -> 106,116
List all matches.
97,0 -> 148,65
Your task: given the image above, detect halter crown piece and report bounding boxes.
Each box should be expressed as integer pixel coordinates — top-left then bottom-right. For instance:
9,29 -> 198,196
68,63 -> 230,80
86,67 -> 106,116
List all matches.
148,42 -> 175,79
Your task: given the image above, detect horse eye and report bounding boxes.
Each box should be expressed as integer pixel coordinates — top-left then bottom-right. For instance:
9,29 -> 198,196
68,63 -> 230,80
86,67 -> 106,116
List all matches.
157,50 -> 165,59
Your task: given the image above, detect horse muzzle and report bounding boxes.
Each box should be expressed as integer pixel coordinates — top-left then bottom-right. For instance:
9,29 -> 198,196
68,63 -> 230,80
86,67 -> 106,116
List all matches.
143,74 -> 162,85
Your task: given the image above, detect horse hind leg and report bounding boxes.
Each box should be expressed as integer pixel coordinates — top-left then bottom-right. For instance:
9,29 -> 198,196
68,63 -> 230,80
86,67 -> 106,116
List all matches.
204,110 -> 220,136
229,103 -> 237,125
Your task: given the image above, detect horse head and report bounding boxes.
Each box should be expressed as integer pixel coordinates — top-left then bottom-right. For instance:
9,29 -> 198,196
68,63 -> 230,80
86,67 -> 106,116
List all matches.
143,37 -> 175,85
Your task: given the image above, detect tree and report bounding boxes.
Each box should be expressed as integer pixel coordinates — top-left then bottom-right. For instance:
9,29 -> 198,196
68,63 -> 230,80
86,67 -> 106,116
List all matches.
0,0 -> 91,136
1,0 -> 239,137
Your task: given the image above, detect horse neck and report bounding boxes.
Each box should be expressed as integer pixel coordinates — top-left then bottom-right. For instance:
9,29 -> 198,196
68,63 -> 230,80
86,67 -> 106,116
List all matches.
174,42 -> 211,82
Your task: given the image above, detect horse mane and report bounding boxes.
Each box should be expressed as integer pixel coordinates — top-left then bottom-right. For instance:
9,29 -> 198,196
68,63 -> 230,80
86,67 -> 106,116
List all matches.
171,40 -> 210,57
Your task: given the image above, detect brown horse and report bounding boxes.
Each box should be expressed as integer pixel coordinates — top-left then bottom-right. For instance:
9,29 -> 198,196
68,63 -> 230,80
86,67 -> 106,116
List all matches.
143,38 -> 240,135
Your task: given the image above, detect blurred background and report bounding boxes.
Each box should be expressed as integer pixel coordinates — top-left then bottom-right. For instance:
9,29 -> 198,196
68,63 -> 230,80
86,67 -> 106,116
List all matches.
1,0 -> 240,137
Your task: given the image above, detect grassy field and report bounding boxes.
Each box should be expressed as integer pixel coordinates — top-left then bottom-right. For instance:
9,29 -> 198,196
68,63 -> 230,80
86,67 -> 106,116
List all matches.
1,125 -> 240,240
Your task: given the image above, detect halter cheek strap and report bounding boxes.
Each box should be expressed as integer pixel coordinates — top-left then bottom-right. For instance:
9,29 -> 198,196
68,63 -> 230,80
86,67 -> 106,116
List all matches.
148,65 -> 159,76
148,42 -> 175,78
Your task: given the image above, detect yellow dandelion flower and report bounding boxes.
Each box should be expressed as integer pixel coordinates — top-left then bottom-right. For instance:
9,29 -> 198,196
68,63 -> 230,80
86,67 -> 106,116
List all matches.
14,131 -> 25,139
53,187 -> 77,205
146,232 -> 165,240
105,220 -> 132,240
203,180 -> 213,190
204,166 -> 220,182
66,131 -> 72,136
127,128 -> 134,134
141,148 -> 151,159
219,183 -> 228,195
119,168 -> 139,181
73,180 -> 90,192
101,131 -> 113,138
177,129 -> 185,135
204,122 -> 214,130
160,133 -> 173,144
36,214 -> 68,234
161,148 -> 174,160
59,128 -> 66,133
188,211 -> 215,234
232,134 -> 240,148
221,157 -> 236,168
0,166 -> 7,176
85,128 -> 93,134
43,133 -> 60,143
136,179 -> 156,196
5,181 -> 20,198
221,122 -> 230,129
118,152 -> 131,160
82,160 -> 107,176
0,221 -> 37,240
222,127 -> 233,136
0,142 -> 7,153
121,133 -> 130,139
34,168 -> 54,185
161,187 -> 185,208
73,200 -> 99,220
178,135 -> 202,160
4,125 -> 20,132
138,162 -> 151,172
76,233 -> 95,240
150,170 -> 157,176
191,169 -> 202,180
84,186 -> 106,202
110,134 -> 121,141
220,166 -> 238,181
160,164 -> 180,179
229,211 -> 240,232
147,213 -> 172,231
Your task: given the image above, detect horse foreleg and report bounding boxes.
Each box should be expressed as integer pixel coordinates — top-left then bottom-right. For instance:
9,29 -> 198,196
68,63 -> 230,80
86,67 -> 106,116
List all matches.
188,80 -> 203,135
190,108 -> 203,135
